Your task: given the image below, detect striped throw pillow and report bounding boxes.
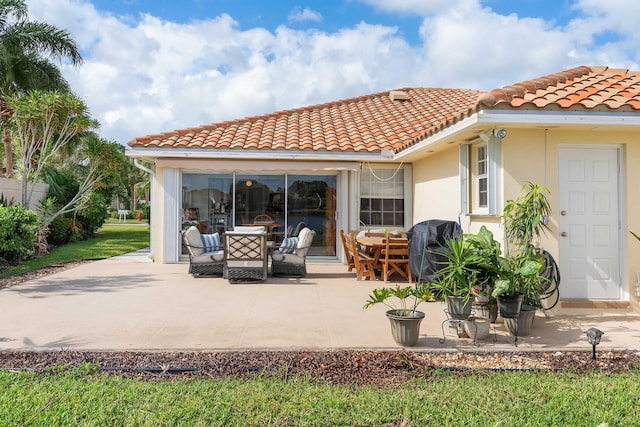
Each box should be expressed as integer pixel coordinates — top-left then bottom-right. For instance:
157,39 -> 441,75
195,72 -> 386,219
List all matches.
201,232 -> 221,252
278,237 -> 298,254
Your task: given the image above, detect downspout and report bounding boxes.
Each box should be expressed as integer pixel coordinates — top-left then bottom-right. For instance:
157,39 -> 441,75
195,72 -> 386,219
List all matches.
133,158 -> 155,261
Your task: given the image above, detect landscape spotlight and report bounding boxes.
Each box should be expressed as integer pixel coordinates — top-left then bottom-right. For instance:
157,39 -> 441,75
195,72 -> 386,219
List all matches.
585,328 -> 604,360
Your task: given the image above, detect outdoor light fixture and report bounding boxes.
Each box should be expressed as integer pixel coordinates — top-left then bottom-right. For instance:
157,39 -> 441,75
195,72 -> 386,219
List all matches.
245,180 -> 252,187
478,128 -> 507,142
493,128 -> 507,140
585,328 -> 604,360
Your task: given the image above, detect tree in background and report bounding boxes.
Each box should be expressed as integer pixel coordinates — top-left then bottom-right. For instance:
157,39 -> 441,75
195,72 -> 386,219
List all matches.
0,0 -> 82,178
9,90 -> 124,250
9,90 -> 93,208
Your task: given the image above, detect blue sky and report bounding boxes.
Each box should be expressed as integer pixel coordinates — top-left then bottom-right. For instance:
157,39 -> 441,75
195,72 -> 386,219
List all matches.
27,0 -> 640,145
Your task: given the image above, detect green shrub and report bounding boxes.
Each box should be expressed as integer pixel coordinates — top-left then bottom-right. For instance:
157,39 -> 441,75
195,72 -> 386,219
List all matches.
47,216 -> 79,246
76,193 -> 109,238
0,205 -> 38,264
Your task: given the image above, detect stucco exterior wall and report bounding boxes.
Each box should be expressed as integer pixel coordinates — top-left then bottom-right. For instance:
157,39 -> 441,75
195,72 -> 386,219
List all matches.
412,147 -> 461,224
410,127 -> 639,305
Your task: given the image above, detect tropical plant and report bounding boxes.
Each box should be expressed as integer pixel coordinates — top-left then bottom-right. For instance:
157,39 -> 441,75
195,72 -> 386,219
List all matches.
502,182 -> 552,256
430,237 -> 481,303
491,252 -> 546,301
363,284 -> 433,317
464,225 -> 502,298
497,182 -> 552,307
10,90 -> 93,208
0,0 -> 82,177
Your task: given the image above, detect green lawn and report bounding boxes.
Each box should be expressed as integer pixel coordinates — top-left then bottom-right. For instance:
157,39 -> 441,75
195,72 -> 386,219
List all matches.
0,224 -> 150,278
0,367 -> 638,426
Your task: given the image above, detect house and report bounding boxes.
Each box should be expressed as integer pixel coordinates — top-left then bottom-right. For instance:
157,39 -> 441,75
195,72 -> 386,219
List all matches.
127,65 -> 640,309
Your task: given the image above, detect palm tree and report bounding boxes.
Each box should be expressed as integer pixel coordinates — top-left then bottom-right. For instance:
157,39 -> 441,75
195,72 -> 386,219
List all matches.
0,0 -> 82,178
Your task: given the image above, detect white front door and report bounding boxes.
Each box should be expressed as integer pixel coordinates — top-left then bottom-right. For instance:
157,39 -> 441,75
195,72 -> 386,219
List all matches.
558,146 -> 621,299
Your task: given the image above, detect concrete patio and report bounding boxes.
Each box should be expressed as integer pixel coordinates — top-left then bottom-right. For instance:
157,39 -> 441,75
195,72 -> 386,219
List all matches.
0,249 -> 639,353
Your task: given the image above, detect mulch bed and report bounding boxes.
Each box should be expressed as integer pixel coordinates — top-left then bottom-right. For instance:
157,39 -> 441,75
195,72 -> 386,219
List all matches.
0,350 -> 638,385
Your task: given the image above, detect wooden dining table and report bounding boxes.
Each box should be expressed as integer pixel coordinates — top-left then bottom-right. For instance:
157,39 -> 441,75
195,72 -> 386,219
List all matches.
355,236 -> 409,274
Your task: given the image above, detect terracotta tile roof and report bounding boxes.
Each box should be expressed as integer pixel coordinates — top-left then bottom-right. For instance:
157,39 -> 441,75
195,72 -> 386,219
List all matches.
478,65 -> 640,111
128,88 -> 482,153
128,65 -> 640,154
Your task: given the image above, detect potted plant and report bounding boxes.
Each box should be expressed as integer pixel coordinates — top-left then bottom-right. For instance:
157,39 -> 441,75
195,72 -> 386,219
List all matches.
465,226 -> 502,321
495,182 -> 552,331
430,237 -> 479,320
363,284 -> 433,347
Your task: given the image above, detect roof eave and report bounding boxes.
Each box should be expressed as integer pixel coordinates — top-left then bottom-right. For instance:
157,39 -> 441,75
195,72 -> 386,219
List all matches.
125,148 -> 397,163
477,109 -> 640,127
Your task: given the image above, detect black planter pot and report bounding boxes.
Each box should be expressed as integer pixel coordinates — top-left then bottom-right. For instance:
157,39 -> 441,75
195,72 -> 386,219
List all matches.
497,293 -> 524,319
447,296 -> 474,320
386,310 -> 425,347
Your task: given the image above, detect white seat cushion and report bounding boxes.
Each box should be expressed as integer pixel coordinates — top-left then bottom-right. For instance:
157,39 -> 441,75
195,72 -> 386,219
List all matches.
233,226 -> 266,233
183,226 -> 204,257
191,250 -> 224,264
295,228 -> 315,258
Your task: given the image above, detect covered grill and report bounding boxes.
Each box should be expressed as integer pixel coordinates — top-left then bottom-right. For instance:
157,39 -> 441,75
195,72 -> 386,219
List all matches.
408,220 -> 462,283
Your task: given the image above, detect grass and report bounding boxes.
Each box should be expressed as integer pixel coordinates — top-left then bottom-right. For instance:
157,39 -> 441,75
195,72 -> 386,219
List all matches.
0,224 -> 150,278
0,367 -> 638,426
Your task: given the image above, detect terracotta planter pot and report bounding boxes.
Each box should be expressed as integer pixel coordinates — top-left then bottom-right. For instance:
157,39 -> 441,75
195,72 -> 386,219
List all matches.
386,310 -> 425,347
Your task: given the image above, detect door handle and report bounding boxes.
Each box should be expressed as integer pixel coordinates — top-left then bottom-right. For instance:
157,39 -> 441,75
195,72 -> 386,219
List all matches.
561,210 -> 567,216
560,232 -> 568,237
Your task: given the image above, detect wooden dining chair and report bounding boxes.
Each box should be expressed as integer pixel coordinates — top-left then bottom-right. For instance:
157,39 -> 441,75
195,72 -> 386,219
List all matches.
364,229 -> 386,237
340,229 -> 355,272
348,231 -> 377,281
253,214 -> 273,223
381,237 -> 412,282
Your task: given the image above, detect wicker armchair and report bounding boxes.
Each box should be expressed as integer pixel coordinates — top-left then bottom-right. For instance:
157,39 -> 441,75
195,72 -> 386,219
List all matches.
271,227 -> 315,277
223,227 -> 268,283
182,226 -> 224,277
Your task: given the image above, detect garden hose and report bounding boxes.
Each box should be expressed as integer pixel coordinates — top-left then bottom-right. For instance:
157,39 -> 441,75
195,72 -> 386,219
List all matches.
538,249 -> 560,317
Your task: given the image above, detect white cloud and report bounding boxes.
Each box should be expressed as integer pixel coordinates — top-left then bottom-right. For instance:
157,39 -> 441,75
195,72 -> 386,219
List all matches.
24,0 -> 640,145
288,7 -> 323,23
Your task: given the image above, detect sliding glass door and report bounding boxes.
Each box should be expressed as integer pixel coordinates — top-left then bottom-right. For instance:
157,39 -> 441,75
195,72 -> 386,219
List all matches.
287,175 -> 336,256
181,172 -> 337,257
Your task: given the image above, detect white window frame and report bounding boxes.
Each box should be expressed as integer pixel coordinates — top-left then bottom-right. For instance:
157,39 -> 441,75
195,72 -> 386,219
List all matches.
460,136 -> 501,216
475,144 -> 489,214
358,163 -> 412,228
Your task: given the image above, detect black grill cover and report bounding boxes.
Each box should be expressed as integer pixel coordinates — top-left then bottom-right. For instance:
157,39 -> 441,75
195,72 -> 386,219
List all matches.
408,220 -> 462,283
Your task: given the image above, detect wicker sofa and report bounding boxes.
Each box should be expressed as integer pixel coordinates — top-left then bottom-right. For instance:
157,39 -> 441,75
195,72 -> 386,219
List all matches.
182,226 -> 224,277
223,226 -> 268,283
271,227 -> 315,277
